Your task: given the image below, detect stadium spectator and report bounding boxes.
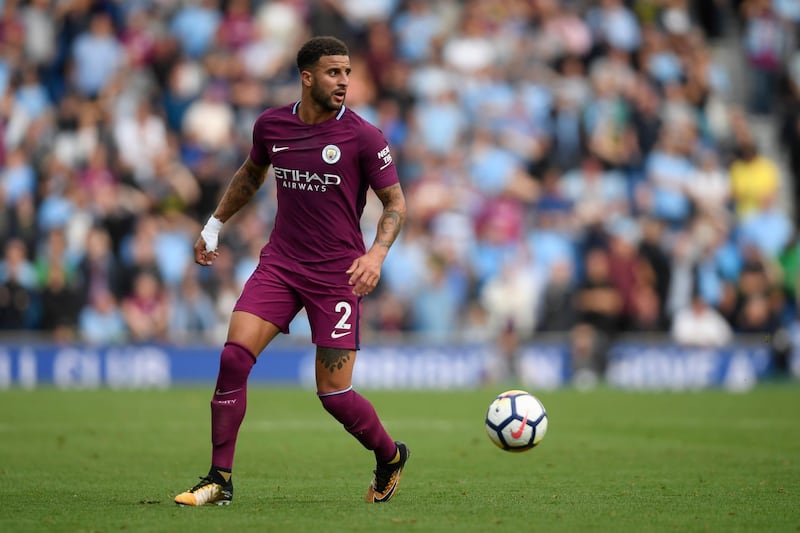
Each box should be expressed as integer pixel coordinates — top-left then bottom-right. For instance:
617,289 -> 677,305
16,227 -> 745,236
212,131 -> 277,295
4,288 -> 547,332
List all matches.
410,85 -> 466,158
119,6 -> 158,71
0,191 -> 38,255
1,147 -> 36,207
737,195 -> 793,259
586,0 -> 642,53
12,66 -> 51,123
635,126 -> 695,228
411,252 -> 465,342
729,140 -> 781,220
480,246 -> 546,382
685,147 -> 733,231
730,246 -> 783,334
628,74 -> 663,160
216,0 -> 256,52
39,263 -> 80,341
560,154 -> 629,229
537,0 -> 593,60
550,56 -> 591,170
671,292 -> 734,347
0,238 -> 37,329
34,228 -> 78,287
78,289 -> 127,345
169,0 -> 221,60
77,224 -> 122,304
693,227 -> 734,308
69,11 -> 125,99
112,98 -> 169,185
181,83 -> 236,155
606,218 -> 643,329
117,214 -> 159,294
741,0 -> 790,115
160,56 -> 205,133
168,269 -> 218,344
571,246 -> 624,382
537,258 -> 578,333
391,0 -> 443,64
121,268 -> 169,342
20,0 -> 57,68
151,209 -> 196,288
374,217 -> 428,329
780,50 -> 800,197
0,237 -> 36,287
629,282 -> 668,332
637,216 -> 672,317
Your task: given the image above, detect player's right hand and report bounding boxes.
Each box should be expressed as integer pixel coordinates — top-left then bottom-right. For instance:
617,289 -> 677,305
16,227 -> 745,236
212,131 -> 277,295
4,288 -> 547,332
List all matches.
194,236 -> 219,266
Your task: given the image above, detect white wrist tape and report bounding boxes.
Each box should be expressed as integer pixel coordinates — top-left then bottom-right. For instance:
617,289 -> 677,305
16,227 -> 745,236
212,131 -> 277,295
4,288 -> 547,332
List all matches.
200,216 -> 223,252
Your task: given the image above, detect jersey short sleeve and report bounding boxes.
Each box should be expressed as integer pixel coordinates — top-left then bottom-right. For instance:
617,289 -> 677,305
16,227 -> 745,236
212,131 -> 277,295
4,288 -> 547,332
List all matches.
358,124 -> 399,191
249,112 -> 272,167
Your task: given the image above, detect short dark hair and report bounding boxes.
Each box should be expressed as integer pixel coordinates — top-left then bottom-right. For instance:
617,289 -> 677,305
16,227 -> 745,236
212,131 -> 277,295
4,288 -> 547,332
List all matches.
296,36 -> 349,71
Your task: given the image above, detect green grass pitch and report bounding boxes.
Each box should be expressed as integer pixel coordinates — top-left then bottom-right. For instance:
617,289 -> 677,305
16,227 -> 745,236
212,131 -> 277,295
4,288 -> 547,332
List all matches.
1,385 -> 798,532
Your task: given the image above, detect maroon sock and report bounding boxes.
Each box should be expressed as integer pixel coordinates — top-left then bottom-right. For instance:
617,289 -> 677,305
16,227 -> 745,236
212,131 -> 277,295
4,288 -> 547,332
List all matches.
210,342 -> 256,470
318,387 -> 397,463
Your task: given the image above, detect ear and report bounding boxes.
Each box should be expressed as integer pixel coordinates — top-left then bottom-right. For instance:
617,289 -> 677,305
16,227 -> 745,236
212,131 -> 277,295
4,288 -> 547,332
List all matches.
301,70 -> 313,87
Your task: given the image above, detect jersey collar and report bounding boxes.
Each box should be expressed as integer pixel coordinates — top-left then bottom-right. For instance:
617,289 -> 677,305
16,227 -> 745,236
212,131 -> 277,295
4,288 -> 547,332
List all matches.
292,100 -> 346,120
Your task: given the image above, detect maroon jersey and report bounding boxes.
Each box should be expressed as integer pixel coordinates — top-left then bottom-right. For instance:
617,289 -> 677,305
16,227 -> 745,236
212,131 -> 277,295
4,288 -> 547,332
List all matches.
249,102 -> 399,275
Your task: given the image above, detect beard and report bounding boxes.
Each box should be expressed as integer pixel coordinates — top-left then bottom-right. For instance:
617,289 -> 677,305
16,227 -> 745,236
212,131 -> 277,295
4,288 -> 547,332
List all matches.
310,83 -> 344,111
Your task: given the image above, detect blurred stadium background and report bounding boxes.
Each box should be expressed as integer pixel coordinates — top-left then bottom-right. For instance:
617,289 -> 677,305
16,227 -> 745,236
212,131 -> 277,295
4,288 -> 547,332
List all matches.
1,0 -> 800,390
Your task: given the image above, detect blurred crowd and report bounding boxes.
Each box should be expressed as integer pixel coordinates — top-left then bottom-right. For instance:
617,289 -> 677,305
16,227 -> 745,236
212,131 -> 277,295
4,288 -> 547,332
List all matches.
1,0 -> 800,374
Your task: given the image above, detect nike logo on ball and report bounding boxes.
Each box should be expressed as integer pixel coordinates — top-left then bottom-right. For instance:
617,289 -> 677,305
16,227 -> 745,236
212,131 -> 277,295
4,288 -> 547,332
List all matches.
510,411 -> 530,439
330,330 -> 352,339
272,145 -> 290,152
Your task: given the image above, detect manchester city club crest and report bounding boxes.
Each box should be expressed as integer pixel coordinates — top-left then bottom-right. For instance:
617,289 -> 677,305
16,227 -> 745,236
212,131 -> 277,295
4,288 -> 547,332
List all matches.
322,144 -> 341,164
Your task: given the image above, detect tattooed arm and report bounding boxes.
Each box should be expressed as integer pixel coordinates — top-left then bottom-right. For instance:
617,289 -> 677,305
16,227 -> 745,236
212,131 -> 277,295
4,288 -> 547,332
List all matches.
346,183 -> 407,296
212,157 -> 269,223
371,183 -> 407,253
195,157 -> 269,266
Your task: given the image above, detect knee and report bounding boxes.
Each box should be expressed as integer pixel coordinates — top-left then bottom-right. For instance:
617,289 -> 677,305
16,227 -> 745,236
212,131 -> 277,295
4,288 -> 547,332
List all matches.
314,347 -> 355,393
316,376 -> 352,395
219,342 -> 256,376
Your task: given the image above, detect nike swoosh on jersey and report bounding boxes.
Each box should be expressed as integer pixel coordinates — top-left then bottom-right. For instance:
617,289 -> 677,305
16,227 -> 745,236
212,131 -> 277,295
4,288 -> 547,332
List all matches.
330,330 -> 352,339
272,145 -> 290,152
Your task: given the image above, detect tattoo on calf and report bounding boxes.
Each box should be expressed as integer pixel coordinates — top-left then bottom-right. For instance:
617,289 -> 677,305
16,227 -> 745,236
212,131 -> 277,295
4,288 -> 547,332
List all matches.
317,347 -> 351,373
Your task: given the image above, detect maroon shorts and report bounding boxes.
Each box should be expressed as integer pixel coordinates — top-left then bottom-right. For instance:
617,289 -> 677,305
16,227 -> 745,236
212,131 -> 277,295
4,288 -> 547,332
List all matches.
233,259 -> 361,350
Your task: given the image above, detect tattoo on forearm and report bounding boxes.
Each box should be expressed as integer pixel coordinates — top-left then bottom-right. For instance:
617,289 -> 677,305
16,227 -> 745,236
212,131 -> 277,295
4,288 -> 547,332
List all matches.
317,347 -> 351,373
374,184 -> 406,249
377,211 -> 403,248
215,158 -> 267,221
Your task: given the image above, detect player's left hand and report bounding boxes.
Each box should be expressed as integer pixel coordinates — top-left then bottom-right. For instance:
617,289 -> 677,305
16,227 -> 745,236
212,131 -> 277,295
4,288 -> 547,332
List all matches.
346,251 -> 383,296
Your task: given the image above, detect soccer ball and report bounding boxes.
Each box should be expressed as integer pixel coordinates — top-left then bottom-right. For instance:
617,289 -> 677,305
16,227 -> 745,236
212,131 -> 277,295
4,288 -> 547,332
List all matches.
485,390 -> 548,452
